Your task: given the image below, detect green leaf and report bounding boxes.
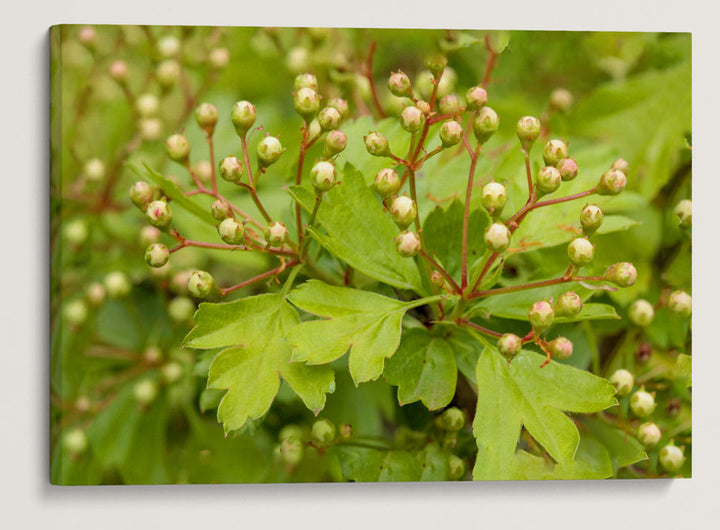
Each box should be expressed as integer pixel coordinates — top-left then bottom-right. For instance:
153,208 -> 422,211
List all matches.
439,31 -> 483,52
184,293 -> 335,432
287,280 -> 440,385
338,446 -> 420,482
418,443 -> 452,481
384,328 -> 457,410
302,163 -> 423,292
473,346 -> 617,480
581,417 -> 647,474
128,162 -> 217,226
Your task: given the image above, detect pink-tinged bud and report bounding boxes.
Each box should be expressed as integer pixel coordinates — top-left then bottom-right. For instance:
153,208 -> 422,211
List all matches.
542,139 -> 569,167
400,106 -> 426,133
674,199 -> 692,228
473,107 -> 499,144
567,237 -> 594,267
597,168 -> 627,195
609,369 -> 634,397
630,388 -> 656,418
294,87 -> 320,122
78,26 -> 97,49
611,158 -> 630,173
109,60 -> 128,83
549,88 -> 573,112
667,290 -> 692,318
145,243 -> 170,268
389,196 -> 417,229
318,106 -> 342,131
484,222 -> 511,252
210,199 -> 231,220
659,442 -> 685,473
580,204 -> 603,236
395,231 -> 421,257
188,270 -> 215,298
218,218 -> 245,245
416,100 -> 431,115
257,136 -> 284,167
438,93 -> 461,115
605,262 -> 637,287
218,156 -> 244,183
157,36 -> 181,59
629,299 -> 655,327
388,71 -> 413,98
554,291 -> 583,317
139,226 -> 161,248
85,283 -> 106,307
192,160 -> 212,183
145,200 -> 172,229
208,47 -> 230,69
425,53 -> 448,76
231,101 -> 256,137
516,116 -> 541,151
481,182 -> 506,216
529,301 -> 554,333
547,337 -> 573,360
326,97 -> 349,121
556,158 -> 578,182
637,422 -> 662,447
194,103 -> 218,136
310,161 -> 336,193
156,59 -> 181,87
294,72 -> 318,91
374,168 -> 401,197
365,131 -> 391,157
165,134 -> 190,163
466,85 -> 488,110
324,130 -> 347,158
536,166 -> 562,195
439,120 -> 463,147
497,333 -> 522,360
265,222 -> 288,247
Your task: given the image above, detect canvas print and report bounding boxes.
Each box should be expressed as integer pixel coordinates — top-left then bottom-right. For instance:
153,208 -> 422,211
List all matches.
50,25 -> 692,484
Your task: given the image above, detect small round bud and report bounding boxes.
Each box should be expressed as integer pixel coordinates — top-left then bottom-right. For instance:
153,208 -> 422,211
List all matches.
481,182 -> 507,215
547,337 -> 573,360
157,35 -> 181,58
311,418 -> 336,446
628,299 -> 655,327
549,88 -> 573,112
194,103 -> 218,136
104,271 -> 131,298
425,53 -> 448,76
136,93 -> 159,118
168,296 -> 195,323
210,200 -> 232,220
294,87 -> 320,122
567,237 -> 594,267
83,158 -> 105,182
529,301 -> 554,333
436,67 -> 457,97
497,333 -> 522,360
659,443 -> 685,473
605,262 -> 638,287
145,243 -> 170,268
448,455 -> 466,480
231,101 -> 256,137
139,225 -> 161,247
430,270 -> 446,289
374,168 -> 401,197
399,106 -> 426,134
365,131 -> 391,157
395,231 -> 421,257
611,158 -> 630,173
188,271 -> 215,298
630,389 -> 656,418
257,136 -> 284,167
324,130 -> 347,158
278,437 -> 304,467
65,299 -> 89,326
208,47 -> 230,69
667,290 -> 692,318
318,106 -> 342,131
279,425 -> 306,443
609,369 -> 634,397
218,156 -> 244,183
389,196 -> 417,229
165,134 -> 190,163
326,97 -> 349,121
516,116 -> 541,151
438,93 -> 461,115
340,424 -> 353,440
194,161 -> 212,183
556,158 -> 578,182
161,362 -> 183,385
218,218 -> 245,245
439,407 -> 465,432
414,71 -> 434,101
77,27 -> 97,49
138,118 -> 163,141
542,139 -> 569,167
536,166 -> 562,195
637,422 -> 662,447
133,379 -> 158,406
265,222 -> 288,247
63,428 -> 88,455
310,161 -> 336,193
156,59 -> 181,87
109,60 -> 128,83
597,168 -> 627,195
294,72 -> 318,91
439,120 -> 463,147
554,291 -> 583,317
145,200 -> 172,229
416,100 -> 431,115
473,106 -> 499,144
466,85 -> 488,110
286,46 -> 310,74
85,283 -> 106,307
388,71 -> 413,98
674,199 -> 692,228
484,222 -> 511,252
580,204 -> 603,236
64,219 -> 89,246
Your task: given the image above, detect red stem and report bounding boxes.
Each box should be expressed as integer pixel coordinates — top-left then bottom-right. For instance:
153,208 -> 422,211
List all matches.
219,259 -> 299,296
461,146 -> 481,290
419,249 -> 461,294
365,42 -> 386,119
468,275 -> 606,300
482,34 -> 499,87
458,318 -> 503,339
